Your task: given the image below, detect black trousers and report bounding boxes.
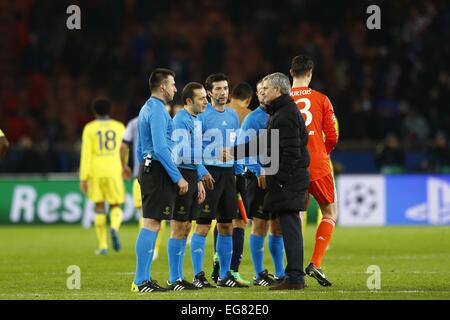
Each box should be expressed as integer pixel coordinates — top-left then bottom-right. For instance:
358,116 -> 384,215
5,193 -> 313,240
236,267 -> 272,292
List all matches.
276,212 -> 305,283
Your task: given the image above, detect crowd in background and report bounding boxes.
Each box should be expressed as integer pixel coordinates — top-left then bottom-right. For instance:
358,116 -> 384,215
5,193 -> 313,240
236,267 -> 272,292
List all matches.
0,0 -> 449,173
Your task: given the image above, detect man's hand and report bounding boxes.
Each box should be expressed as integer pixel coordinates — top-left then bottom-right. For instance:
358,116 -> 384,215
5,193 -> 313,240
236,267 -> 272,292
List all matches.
258,175 -> 267,190
122,165 -> 132,179
80,180 -> 88,193
201,173 -> 215,190
197,181 -> 206,204
177,178 -> 189,195
219,147 -> 233,162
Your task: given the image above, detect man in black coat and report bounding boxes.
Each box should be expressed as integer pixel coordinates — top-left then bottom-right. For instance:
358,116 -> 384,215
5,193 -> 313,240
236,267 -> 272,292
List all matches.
230,72 -> 310,290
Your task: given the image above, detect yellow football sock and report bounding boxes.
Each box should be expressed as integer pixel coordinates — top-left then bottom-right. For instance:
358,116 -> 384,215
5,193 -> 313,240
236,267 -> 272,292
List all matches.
190,220 -> 196,235
211,219 -> 217,233
154,220 -> 166,254
137,208 -> 144,229
110,206 -> 123,231
95,214 -> 107,250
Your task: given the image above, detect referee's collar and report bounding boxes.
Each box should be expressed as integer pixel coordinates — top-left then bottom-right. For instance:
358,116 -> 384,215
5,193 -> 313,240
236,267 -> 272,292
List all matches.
150,96 -> 166,105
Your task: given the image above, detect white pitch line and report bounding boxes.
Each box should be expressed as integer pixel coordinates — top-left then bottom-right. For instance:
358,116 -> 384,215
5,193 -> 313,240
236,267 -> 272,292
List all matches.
328,255 -> 450,260
343,271 -> 446,274
12,272 -> 136,276
1,290 -> 450,297
312,290 -> 450,294
6,271 -> 448,277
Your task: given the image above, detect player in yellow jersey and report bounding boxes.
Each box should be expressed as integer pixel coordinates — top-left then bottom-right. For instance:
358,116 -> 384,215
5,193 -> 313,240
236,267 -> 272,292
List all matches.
79,99 -> 126,255
0,129 -> 9,159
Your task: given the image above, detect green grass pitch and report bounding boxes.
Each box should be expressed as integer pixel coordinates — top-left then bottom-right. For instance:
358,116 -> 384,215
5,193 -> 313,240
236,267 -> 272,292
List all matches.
0,224 -> 449,300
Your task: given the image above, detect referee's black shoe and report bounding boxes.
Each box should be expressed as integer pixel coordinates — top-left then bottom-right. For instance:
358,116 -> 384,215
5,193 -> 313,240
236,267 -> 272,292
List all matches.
166,279 -> 199,291
274,276 -> 285,284
305,263 -> 332,287
193,271 -> 216,288
211,254 -> 220,283
131,280 -> 168,293
217,272 -> 249,288
253,270 -> 276,287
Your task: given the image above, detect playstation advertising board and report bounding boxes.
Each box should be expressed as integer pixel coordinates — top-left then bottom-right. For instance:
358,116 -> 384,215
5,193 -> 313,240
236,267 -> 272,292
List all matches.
338,175 -> 450,226
1,175 -> 449,226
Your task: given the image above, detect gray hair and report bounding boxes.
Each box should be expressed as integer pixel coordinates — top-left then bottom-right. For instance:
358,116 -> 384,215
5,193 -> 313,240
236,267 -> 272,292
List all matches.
262,72 -> 291,94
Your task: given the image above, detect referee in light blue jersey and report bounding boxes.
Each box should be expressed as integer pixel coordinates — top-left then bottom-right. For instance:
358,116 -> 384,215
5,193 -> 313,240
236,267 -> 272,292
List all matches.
189,73 -> 249,288
131,68 -> 189,293
166,82 -> 217,290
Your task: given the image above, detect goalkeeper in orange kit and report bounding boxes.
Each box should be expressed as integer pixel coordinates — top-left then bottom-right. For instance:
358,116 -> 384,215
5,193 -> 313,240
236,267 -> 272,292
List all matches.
290,55 -> 339,286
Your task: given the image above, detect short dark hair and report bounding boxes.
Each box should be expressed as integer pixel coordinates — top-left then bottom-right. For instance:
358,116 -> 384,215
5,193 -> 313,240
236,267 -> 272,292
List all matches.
231,83 -> 253,101
149,68 -> 176,91
91,98 -> 111,116
205,73 -> 228,92
291,55 -> 314,77
182,82 -> 204,104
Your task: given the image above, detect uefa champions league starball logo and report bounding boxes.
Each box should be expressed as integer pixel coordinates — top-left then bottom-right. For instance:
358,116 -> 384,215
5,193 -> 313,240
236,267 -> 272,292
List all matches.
344,184 -> 378,219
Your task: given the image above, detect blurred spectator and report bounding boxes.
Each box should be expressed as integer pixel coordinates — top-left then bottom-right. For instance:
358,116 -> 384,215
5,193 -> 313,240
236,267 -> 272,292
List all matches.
375,133 -> 406,174
422,132 -> 450,173
401,107 -> 430,147
0,0 -> 448,173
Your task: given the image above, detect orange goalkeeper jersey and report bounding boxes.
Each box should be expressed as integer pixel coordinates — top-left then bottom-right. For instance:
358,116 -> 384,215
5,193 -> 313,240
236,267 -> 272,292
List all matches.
290,86 -> 338,181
